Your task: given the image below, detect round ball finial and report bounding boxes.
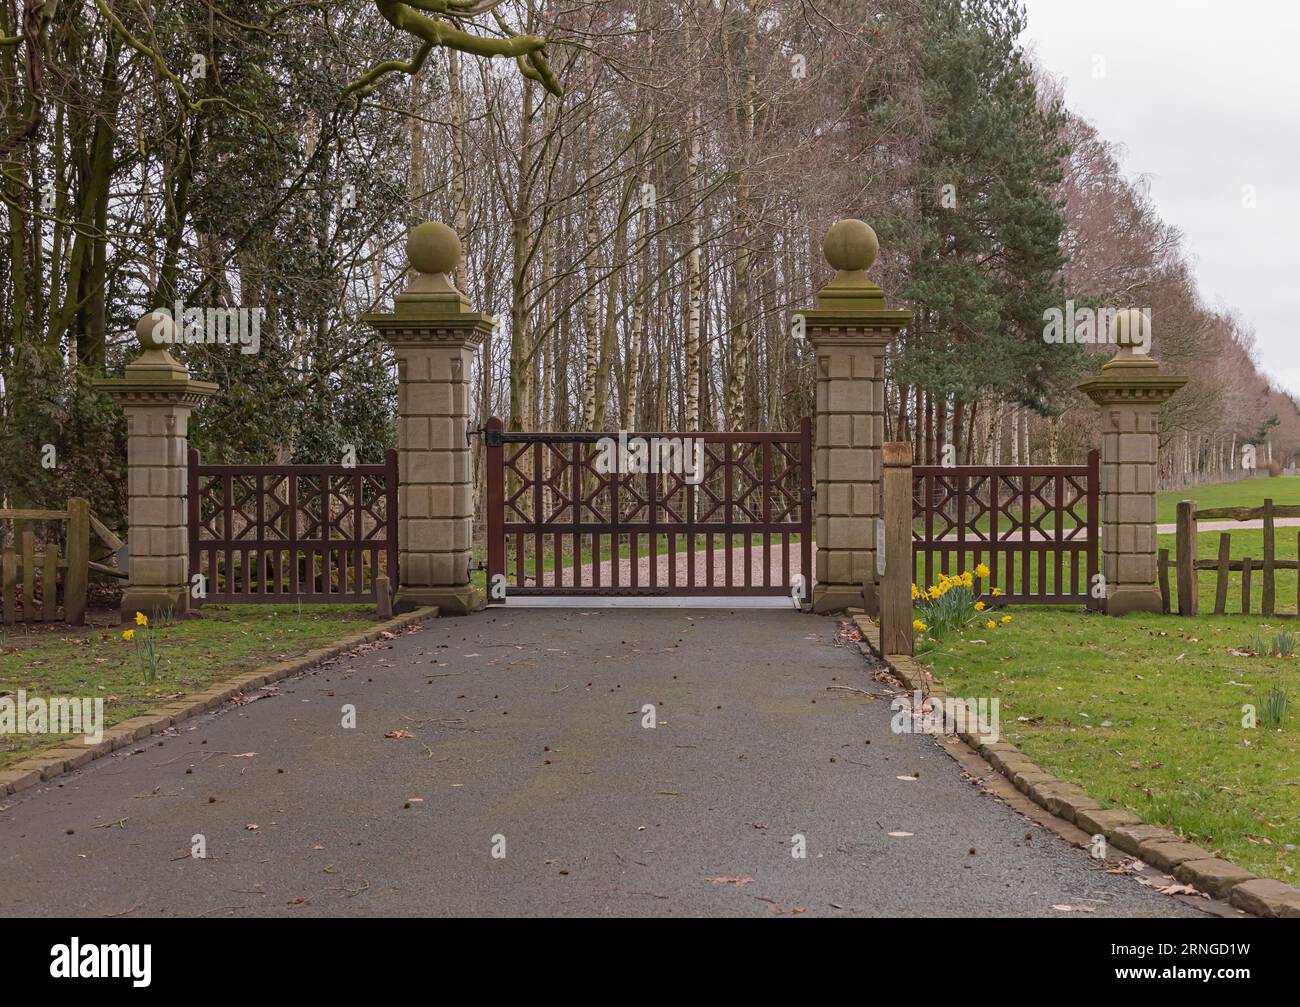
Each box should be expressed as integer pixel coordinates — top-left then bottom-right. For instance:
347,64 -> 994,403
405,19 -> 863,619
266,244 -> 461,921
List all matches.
823,219 -> 879,273
1111,307 -> 1152,352
407,222 -> 462,275
136,309 -> 175,349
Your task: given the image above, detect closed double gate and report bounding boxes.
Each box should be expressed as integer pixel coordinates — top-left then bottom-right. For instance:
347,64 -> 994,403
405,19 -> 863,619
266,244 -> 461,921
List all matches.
485,418 -> 813,598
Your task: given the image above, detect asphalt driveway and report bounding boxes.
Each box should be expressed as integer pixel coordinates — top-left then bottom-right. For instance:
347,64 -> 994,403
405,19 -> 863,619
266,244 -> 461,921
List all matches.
0,609 -> 1205,917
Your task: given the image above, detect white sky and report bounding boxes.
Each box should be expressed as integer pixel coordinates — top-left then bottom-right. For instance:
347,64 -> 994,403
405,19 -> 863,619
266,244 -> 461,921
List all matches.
1021,0 -> 1299,397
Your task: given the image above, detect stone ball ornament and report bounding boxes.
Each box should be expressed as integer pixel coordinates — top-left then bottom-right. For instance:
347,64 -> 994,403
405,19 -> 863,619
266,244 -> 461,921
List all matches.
823,218 -> 879,273
1111,307 -> 1152,352
407,222 -> 462,275
136,309 -> 175,349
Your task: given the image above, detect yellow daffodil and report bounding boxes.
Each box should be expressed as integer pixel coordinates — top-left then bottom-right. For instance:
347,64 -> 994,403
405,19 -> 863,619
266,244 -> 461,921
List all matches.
911,584 -> 920,600
1001,615 -> 1012,624
975,601 -> 985,611
975,563 -> 990,578
991,587 -> 1002,597
985,620 -> 997,630
912,619 -> 927,632
122,629 -> 134,641
135,611 -> 148,627
961,572 -> 973,587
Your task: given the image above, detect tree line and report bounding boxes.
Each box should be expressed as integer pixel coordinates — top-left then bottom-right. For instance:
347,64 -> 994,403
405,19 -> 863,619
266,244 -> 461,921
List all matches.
1,0 -> 1295,527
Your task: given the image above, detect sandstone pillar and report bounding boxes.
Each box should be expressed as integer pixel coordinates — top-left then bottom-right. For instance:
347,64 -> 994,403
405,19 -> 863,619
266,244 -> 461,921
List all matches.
1077,318 -> 1187,615
365,223 -> 489,615
97,313 -> 217,622
807,220 -> 911,614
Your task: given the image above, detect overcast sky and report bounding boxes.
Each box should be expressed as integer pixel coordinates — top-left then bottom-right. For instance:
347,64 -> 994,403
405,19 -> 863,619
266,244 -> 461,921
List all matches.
1020,0 -> 1298,397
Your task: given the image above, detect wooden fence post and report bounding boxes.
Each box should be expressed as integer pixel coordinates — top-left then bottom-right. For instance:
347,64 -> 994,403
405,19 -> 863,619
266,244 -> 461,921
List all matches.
1175,499 -> 1197,615
1,545 -> 14,624
21,529 -> 35,622
880,441 -> 913,656
1214,533 -> 1231,614
1262,498 -> 1275,616
65,497 -> 90,626
42,544 -> 58,622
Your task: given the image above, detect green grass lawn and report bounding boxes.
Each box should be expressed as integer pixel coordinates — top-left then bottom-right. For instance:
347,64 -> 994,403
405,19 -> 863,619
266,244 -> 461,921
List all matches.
922,607 -> 1300,882
0,605 -> 380,771
1157,474 -> 1300,524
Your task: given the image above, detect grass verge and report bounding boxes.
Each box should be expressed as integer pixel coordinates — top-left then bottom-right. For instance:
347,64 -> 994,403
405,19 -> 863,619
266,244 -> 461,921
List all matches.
0,604 -> 380,771
922,606 -> 1299,882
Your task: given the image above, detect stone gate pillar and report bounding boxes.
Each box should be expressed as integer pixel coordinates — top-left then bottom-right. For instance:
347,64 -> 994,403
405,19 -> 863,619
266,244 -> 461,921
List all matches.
97,313 -> 217,622
1077,321 -> 1186,615
365,222 -> 489,615
806,220 -> 911,614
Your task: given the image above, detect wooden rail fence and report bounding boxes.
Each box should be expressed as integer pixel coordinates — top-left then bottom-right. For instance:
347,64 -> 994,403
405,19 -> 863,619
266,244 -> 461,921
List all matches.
0,499 -> 91,626
1167,498 -> 1299,616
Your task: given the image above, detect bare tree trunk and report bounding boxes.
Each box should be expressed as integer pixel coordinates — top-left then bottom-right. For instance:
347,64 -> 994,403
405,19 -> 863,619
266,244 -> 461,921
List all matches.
448,47 -> 470,295
684,88 -> 703,429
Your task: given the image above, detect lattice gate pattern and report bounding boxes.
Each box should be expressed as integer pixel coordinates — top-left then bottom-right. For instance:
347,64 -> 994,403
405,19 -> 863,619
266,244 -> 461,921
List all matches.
912,451 -> 1100,606
188,450 -> 398,604
486,419 -> 813,596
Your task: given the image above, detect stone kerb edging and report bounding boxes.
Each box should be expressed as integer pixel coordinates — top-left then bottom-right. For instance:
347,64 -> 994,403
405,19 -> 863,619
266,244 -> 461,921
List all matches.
851,613 -> 1300,919
0,607 -> 438,799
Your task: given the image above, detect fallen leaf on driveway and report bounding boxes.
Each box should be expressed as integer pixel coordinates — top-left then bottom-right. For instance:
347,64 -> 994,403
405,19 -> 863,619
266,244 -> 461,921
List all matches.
1051,904 -> 1096,912
1157,883 -> 1208,897
887,831 -> 913,837
385,730 -> 414,739
232,752 -> 258,758
896,775 -> 917,781
244,824 -> 259,831
707,876 -> 753,886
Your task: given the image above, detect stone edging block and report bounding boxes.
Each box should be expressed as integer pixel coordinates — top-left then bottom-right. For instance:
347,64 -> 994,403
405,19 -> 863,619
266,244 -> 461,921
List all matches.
0,607 -> 437,799
851,613 -> 1300,919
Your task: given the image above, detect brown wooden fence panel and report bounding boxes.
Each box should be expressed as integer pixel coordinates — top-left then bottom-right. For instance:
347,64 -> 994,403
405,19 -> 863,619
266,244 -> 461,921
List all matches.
0,500 -> 90,625
485,419 -> 813,597
189,450 -> 398,605
911,451 -> 1099,607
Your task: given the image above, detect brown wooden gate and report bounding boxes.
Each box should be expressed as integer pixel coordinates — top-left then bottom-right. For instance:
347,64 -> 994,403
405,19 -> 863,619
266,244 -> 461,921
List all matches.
911,451 -> 1099,606
485,418 -> 813,597
188,450 -> 398,604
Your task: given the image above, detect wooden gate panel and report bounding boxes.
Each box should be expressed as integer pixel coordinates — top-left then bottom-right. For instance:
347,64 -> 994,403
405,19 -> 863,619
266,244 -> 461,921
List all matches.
486,419 -> 813,597
911,450 -> 1099,607
188,450 -> 398,604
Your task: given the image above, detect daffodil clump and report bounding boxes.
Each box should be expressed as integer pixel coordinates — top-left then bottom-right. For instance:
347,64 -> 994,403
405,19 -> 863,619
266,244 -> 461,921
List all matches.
123,611 -> 162,684
912,563 -> 1010,652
